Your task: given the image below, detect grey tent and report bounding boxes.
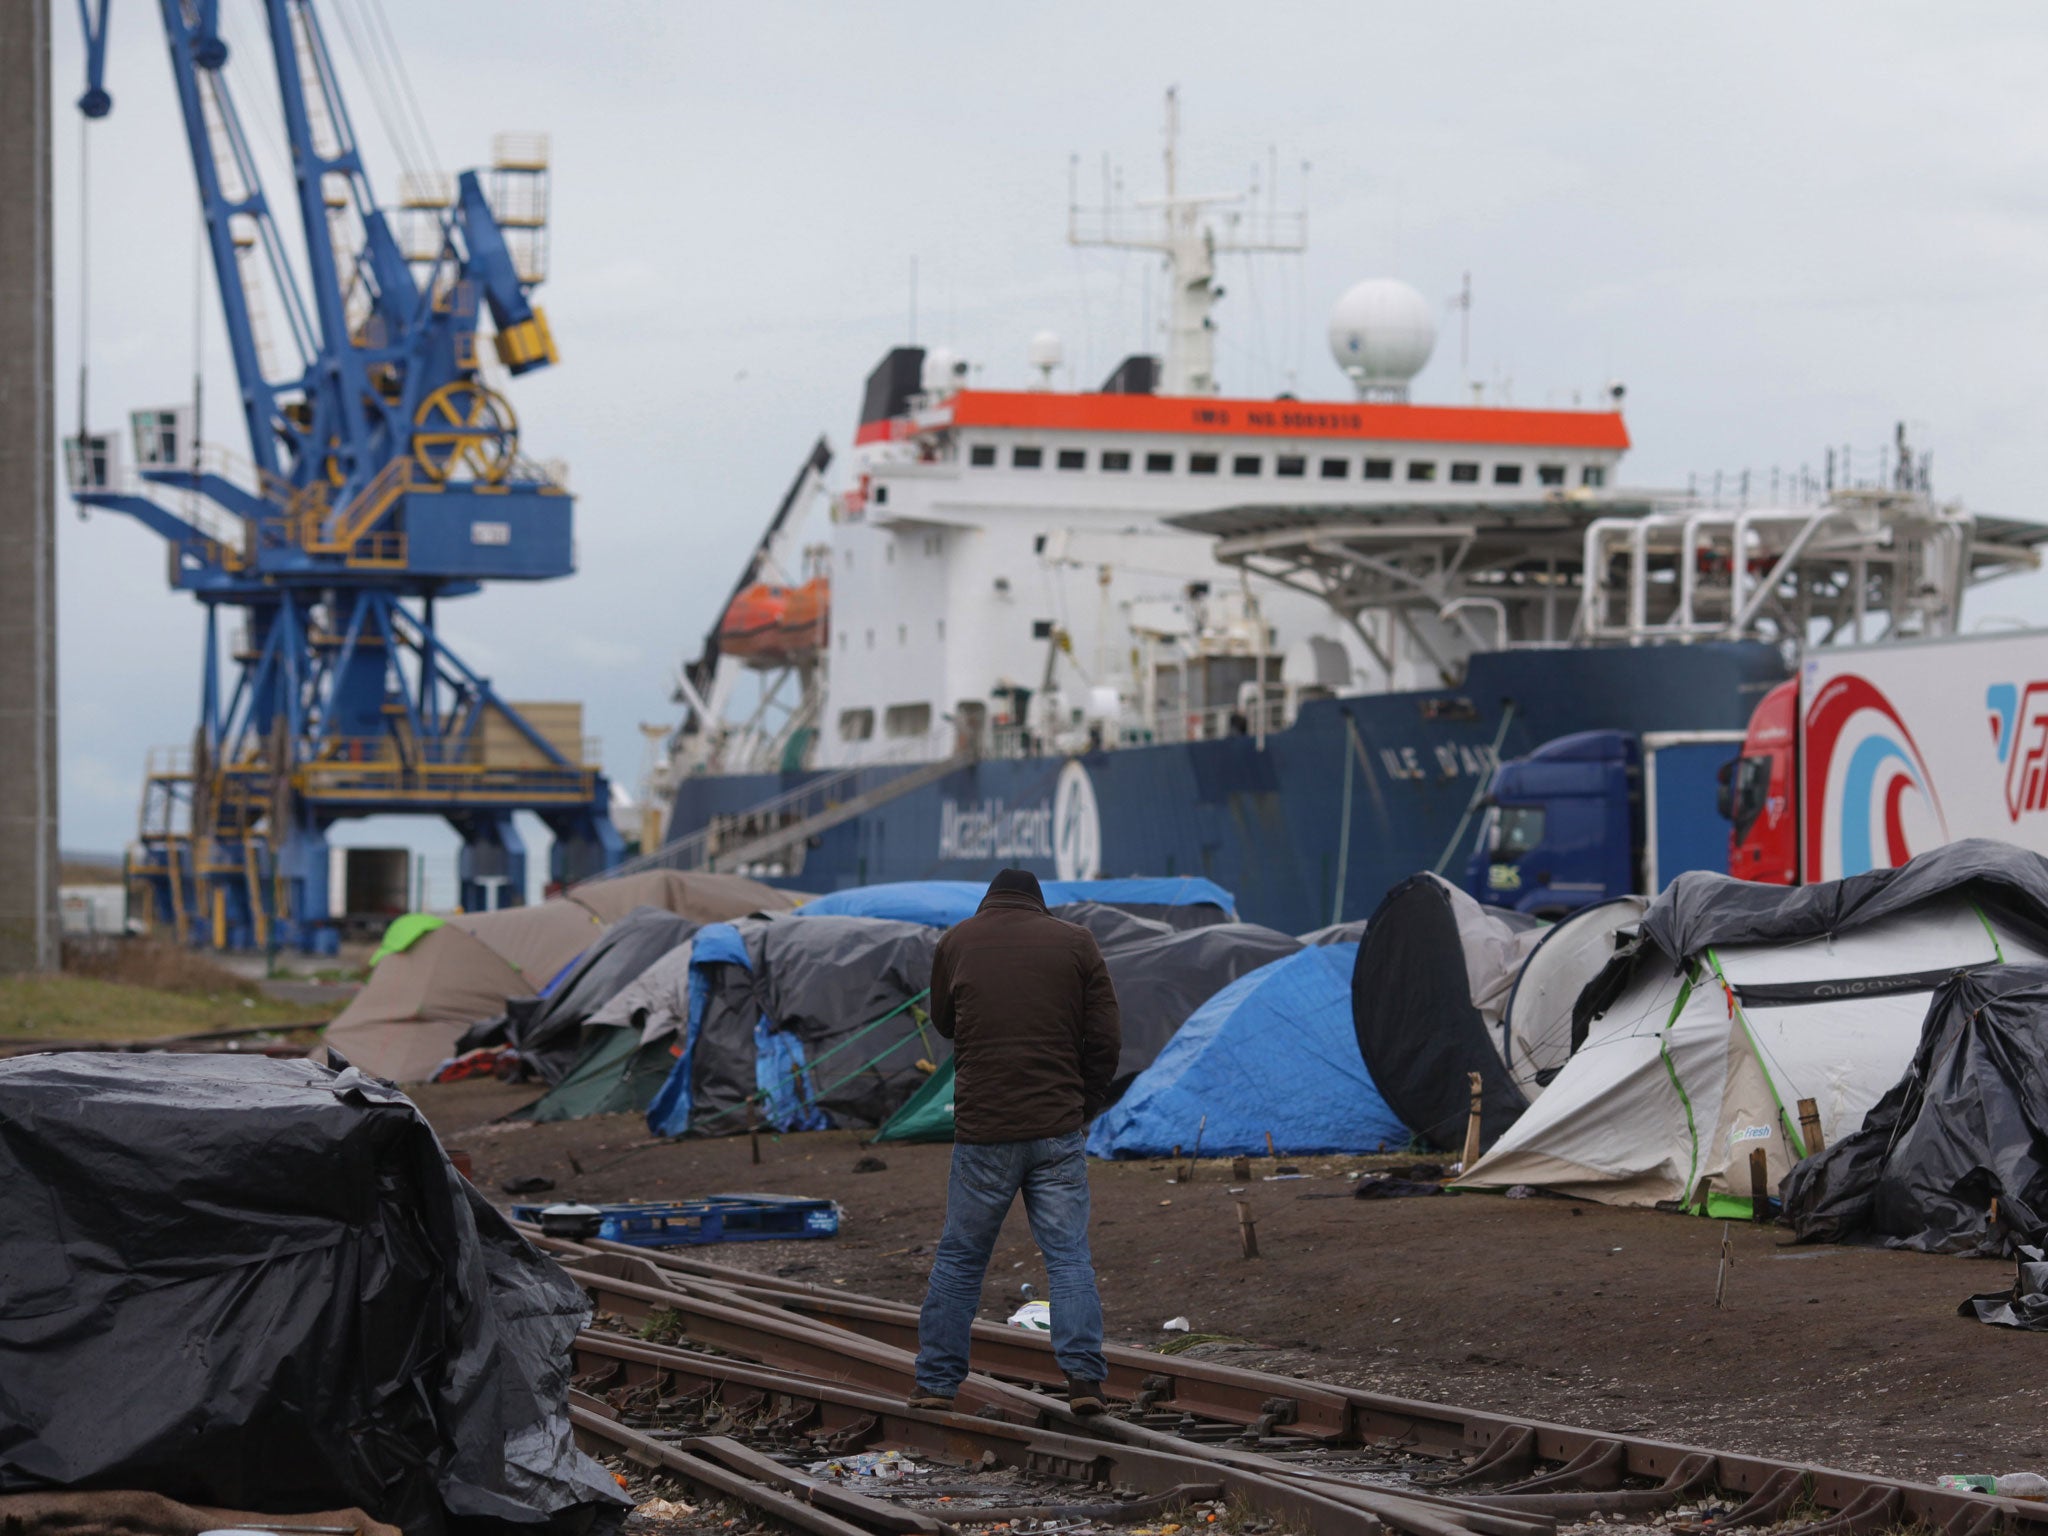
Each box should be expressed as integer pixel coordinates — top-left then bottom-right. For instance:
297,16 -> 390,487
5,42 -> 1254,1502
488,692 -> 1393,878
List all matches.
483,907 -> 696,1082
1784,963 -> 2048,1253
587,942 -> 698,1040
649,889 -> 1258,1139
1103,922 -> 1304,1089
1499,896 -> 1648,1094
325,871 -> 801,1081
757,916 -> 943,1129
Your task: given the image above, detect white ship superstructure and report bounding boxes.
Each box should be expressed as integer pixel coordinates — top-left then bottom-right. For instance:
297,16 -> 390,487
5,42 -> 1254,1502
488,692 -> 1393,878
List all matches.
828,365 -> 1628,768
644,93 -> 2037,865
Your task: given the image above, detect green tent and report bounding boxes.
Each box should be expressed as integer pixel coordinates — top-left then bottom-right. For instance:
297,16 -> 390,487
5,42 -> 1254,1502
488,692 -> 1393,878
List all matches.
520,1030 -> 681,1123
873,1057 -> 956,1143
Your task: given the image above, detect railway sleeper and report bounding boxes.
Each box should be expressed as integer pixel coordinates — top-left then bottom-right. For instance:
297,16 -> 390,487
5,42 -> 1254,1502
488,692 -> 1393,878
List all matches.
1465,1452 -> 1717,1517
1428,1426 -> 1538,1488
1492,1438 -> 1624,1495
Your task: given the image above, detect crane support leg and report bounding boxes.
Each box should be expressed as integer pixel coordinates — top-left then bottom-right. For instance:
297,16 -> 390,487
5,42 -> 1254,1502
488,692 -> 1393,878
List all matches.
545,798 -> 627,889
453,811 -> 526,912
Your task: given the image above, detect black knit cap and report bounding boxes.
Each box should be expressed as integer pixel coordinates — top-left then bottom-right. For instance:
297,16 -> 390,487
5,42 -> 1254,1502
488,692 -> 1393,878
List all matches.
986,867 -> 1045,905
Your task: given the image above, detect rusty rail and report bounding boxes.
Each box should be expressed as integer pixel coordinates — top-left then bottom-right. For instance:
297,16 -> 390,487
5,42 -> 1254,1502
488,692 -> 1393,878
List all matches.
570,1329 -> 1473,1536
533,1227 -> 2045,1536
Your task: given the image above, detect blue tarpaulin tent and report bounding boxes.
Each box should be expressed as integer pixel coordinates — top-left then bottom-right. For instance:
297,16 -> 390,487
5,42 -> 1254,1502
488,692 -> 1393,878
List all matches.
795,878 -> 1235,928
1087,944 -> 1410,1158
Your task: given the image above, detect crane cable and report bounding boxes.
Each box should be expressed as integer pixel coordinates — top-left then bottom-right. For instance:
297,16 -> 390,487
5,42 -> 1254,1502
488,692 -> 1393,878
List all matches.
364,0 -> 439,174
326,0 -> 422,182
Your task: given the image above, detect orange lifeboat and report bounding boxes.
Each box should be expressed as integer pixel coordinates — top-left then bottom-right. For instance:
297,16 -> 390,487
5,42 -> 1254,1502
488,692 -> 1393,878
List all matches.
774,576 -> 829,657
718,576 -> 829,666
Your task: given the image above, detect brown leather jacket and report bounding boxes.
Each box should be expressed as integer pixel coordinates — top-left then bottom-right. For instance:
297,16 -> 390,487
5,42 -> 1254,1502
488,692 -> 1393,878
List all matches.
930,888 -> 1122,1144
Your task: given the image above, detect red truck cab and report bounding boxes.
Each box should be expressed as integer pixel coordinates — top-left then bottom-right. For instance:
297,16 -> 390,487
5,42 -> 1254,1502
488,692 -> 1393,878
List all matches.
1724,679 -> 1798,883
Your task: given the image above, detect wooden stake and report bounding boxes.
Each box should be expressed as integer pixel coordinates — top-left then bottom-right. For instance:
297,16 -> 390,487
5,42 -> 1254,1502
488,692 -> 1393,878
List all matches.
1691,1176 -> 1715,1215
1264,1131 -> 1276,1160
747,1100 -> 762,1165
1796,1097 -> 1825,1156
1232,1156 -> 1252,1180
1460,1072 -> 1485,1171
1713,1221 -> 1733,1308
1748,1147 -> 1770,1222
1236,1200 -> 1260,1259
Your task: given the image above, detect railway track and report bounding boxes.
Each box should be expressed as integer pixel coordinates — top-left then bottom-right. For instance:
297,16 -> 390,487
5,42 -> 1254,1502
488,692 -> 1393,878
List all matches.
524,1228 -> 2039,1536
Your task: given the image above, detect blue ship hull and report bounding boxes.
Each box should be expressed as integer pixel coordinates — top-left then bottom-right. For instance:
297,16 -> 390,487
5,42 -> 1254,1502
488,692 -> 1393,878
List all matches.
668,643 -> 1787,935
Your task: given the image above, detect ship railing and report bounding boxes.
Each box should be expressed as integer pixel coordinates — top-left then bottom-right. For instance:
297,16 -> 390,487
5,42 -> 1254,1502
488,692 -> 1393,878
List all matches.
1149,698 -> 1290,747
598,762 -> 871,880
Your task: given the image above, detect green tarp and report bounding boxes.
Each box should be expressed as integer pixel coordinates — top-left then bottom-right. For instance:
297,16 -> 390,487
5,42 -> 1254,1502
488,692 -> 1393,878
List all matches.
370,911 -> 445,966
872,1057 -> 956,1143
520,1030 -> 680,1123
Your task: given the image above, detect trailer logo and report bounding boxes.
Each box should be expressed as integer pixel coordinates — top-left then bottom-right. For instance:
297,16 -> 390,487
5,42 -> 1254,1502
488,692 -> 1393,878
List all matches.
1052,760 -> 1102,881
1803,673 -> 1946,877
1988,681 -> 2048,822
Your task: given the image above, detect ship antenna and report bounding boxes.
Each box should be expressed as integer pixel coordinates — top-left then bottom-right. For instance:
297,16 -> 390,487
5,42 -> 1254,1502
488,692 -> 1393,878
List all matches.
1455,270 -> 1472,380
1069,87 -> 1305,397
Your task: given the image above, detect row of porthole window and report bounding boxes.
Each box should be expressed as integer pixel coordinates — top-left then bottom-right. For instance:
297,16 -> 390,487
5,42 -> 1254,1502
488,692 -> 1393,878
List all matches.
839,703 -> 930,741
966,441 -> 1605,488
840,619 -> 945,651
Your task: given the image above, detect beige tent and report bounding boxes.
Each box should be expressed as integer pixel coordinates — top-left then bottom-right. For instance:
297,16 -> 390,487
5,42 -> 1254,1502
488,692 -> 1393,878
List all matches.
324,871 -> 801,1081
566,870 -> 798,926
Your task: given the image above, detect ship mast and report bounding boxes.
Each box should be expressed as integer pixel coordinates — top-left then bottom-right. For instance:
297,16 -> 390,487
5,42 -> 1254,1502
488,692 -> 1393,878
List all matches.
1069,88 -> 1306,396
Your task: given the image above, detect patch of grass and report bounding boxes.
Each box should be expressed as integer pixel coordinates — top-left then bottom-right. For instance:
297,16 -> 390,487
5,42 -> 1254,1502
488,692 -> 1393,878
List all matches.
637,1308 -> 689,1346
62,937 -> 258,994
0,941 -> 314,1041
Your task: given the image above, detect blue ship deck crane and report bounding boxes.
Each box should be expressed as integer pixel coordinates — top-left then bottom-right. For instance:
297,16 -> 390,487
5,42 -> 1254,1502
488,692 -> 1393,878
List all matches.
69,0 -> 621,952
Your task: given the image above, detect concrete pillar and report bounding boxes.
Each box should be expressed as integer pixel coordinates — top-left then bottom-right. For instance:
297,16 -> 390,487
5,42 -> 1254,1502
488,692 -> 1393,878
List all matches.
0,1 -> 59,972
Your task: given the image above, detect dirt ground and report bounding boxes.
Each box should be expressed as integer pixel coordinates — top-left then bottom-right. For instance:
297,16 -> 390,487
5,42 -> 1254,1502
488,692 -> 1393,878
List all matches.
410,1080 -> 2048,1487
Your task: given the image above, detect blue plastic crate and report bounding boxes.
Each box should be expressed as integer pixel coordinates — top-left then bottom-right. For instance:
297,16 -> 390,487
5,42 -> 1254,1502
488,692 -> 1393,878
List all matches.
514,1194 -> 839,1248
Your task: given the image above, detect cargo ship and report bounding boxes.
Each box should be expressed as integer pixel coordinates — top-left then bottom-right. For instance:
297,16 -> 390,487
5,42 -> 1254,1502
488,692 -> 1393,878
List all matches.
631,95 -> 2043,935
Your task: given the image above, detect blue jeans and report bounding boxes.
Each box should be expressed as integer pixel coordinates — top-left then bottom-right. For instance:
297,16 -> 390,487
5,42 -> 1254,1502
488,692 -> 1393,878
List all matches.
914,1130 -> 1106,1395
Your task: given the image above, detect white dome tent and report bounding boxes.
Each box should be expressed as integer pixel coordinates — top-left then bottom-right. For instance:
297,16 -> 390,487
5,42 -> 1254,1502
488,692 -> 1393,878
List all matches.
1461,841 -> 2048,1213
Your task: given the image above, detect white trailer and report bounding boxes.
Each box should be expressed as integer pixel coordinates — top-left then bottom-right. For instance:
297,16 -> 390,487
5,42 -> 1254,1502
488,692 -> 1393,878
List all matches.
1795,630 -> 2048,881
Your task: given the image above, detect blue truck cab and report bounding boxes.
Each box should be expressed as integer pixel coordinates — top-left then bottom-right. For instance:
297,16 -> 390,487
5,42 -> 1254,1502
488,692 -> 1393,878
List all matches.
1466,731 -> 1640,919
1466,728 -> 1745,918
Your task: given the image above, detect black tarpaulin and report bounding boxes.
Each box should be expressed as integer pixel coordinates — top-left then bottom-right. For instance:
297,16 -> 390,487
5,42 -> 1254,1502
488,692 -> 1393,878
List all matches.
1573,841 -> 2048,1054
1783,963 -> 2048,1253
0,1053 -> 625,1535
1102,921 -> 1303,1090
1048,901 -> 1176,949
1641,839 -> 2048,965
1351,873 -> 1541,1151
1960,1245 -> 2048,1329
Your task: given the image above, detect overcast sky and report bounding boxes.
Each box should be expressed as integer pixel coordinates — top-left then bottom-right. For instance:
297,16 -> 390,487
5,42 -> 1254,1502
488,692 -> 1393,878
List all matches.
47,3 -> 2048,888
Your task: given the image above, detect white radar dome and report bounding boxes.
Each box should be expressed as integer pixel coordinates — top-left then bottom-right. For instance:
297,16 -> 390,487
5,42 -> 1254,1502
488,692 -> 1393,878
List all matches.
1028,330 -> 1063,390
1328,279 -> 1436,401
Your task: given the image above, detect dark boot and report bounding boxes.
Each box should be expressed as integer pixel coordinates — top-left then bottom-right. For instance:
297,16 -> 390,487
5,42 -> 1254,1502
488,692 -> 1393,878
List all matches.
907,1389 -> 956,1412
1064,1378 -> 1107,1415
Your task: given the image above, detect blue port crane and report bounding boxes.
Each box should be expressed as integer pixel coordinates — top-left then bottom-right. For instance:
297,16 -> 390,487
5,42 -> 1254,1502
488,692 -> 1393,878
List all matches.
68,0 -> 621,952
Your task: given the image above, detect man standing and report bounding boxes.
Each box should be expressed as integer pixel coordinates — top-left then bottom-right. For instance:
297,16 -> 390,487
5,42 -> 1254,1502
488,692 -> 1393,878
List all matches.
911,869 -> 1121,1414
